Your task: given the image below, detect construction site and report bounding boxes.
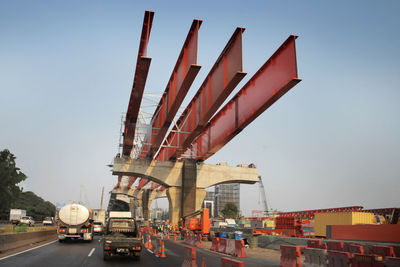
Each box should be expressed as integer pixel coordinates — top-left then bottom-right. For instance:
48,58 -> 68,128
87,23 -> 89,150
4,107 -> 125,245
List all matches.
1,2 -> 399,267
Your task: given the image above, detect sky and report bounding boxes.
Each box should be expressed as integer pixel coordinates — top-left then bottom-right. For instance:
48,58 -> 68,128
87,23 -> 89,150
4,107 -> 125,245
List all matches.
1,0 -> 399,216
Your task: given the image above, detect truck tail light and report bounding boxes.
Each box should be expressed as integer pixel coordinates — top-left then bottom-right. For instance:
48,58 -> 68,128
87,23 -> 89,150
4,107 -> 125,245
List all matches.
104,246 -> 110,250
135,246 -> 141,250
59,229 -> 65,233
81,229 -> 87,233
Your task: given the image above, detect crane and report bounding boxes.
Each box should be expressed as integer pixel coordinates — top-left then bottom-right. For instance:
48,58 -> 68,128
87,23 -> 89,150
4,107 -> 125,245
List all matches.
258,176 -> 269,215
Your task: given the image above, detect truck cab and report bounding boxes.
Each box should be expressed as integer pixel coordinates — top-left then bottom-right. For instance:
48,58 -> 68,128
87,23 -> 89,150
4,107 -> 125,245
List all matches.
103,213 -> 142,261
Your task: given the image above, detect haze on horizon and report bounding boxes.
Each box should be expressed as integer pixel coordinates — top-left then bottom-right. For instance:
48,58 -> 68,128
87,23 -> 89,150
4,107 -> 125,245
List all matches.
1,0 -> 399,216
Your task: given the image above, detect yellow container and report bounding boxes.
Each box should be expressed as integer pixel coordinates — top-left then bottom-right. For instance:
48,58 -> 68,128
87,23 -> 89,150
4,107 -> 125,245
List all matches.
314,212 -> 374,237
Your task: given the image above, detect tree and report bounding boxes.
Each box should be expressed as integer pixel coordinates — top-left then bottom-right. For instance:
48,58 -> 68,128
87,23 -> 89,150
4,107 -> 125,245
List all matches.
0,149 -> 27,219
12,191 -> 55,221
221,202 -> 239,219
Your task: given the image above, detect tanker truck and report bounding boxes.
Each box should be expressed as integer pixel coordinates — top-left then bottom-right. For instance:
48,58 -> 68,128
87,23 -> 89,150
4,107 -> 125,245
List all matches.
57,202 -> 94,242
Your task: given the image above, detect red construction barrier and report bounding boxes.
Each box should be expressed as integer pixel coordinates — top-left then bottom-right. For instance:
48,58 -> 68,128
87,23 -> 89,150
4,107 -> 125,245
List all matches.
195,234 -> 204,248
210,237 -> 220,252
303,248 -> 327,266
372,245 -> 395,259
221,257 -> 245,267
182,246 -> 197,267
393,246 -> 400,257
219,238 -> 227,254
352,253 -> 384,267
225,239 -> 236,256
326,241 -> 344,252
385,257 -> 400,267
363,245 -> 375,255
234,240 -> 246,258
307,239 -> 322,249
279,245 -> 302,267
349,244 -> 364,254
326,251 -> 351,266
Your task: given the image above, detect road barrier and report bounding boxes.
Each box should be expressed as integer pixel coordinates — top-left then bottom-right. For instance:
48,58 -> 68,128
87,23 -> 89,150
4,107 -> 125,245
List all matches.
0,229 -> 56,253
349,244 -> 364,254
234,239 -> 246,257
326,251 -> 351,267
326,241 -> 344,252
279,245 -> 302,267
372,245 -> 395,259
210,237 -> 219,252
307,240 -> 322,249
385,257 -> 400,267
174,234 -> 178,241
218,238 -> 227,254
182,245 -> 197,267
225,239 -> 236,255
393,246 -> 400,257
195,234 -> 204,247
220,257 -> 245,267
352,253 -> 383,266
303,247 -> 327,266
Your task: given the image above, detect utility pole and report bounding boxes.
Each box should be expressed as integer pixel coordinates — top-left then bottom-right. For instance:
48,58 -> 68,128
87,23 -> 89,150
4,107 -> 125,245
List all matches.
100,186 -> 104,210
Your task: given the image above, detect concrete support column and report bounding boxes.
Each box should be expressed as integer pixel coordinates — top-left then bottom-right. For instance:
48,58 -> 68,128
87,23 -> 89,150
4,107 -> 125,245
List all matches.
142,190 -> 152,222
166,187 -> 182,225
166,159 -> 207,224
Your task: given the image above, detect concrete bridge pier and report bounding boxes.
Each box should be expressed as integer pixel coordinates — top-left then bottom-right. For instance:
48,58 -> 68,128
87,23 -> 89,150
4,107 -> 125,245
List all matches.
167,159 -> 207,224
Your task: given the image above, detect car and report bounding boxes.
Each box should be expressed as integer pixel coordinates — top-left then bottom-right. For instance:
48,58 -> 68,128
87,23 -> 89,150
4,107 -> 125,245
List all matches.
42,217 -> 54,226
93,222 -> 104,234
20,216 -> 35,226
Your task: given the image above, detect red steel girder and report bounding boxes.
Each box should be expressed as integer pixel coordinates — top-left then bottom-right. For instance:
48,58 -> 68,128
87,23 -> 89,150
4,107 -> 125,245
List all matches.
137,177 -> 149,190
156,27 -> 246,161
122,10 -> 154,156
140,20 -> 202,159
191,35 -> 301,160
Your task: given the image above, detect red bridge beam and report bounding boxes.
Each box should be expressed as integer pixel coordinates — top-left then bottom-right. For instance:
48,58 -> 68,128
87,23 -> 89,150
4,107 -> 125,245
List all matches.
156,27 -> 246,161
140,20 -> 202,159
191,35 -> 301,160
122,10 -> 154,156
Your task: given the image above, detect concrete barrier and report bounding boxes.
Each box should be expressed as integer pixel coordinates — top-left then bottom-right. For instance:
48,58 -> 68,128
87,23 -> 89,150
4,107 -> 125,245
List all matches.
0,230 -> 56,253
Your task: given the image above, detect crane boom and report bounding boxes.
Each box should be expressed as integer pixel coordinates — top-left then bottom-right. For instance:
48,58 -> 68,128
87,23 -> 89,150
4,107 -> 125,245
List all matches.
258,176 -> 268,213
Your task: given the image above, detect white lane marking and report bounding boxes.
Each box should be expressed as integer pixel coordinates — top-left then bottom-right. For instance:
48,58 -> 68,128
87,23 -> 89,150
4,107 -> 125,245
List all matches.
0,240 -> 57,261
147,249 -> 153,254
88,248 -> 95,257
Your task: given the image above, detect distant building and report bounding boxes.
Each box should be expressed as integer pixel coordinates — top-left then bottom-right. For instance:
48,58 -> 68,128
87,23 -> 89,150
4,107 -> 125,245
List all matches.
203,184 -> 240,217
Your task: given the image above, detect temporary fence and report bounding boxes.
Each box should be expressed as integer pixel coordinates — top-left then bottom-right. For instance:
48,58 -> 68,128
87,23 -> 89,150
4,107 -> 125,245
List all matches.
279,245 -> 302,267
220,257 -> 245,267
303,247 -> 327,266
326,251 -> 351,267
182,245 -> 197,267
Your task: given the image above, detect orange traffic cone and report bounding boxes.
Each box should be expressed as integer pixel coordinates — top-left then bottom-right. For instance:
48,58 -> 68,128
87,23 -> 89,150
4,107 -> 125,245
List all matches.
159,239 -> 166,258
147,234 -> 152,249
174,234 -> 177,241
167,232 -> 170,239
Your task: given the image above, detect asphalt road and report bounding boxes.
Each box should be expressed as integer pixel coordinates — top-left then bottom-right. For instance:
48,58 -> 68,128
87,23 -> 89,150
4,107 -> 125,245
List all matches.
0,236 -> 279,267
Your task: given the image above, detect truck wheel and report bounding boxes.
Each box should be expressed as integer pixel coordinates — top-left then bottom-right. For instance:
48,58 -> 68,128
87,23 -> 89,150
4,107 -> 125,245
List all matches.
103,254 -> 110,261
58,239 -> 64,243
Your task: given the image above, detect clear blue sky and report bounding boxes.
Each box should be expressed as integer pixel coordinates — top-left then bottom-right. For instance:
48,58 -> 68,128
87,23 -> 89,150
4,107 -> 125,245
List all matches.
1,0 -> 399,215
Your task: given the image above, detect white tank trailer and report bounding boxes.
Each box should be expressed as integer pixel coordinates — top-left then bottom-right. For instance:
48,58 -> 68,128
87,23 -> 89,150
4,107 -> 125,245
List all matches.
57,203 -> 94,242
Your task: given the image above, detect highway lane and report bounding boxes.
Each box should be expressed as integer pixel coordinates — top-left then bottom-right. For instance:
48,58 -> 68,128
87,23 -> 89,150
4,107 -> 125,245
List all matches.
0,236 -> 183,267
0,235 -> 279,267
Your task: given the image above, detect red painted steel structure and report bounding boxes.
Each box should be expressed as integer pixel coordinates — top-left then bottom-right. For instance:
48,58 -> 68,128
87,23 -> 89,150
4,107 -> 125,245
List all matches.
141,20 -> 203,159
278,206 -> 363,218
156,27 -> 246,161
188,35 -> 301,160
122,10 -> 154,156
136,19 -> 202,189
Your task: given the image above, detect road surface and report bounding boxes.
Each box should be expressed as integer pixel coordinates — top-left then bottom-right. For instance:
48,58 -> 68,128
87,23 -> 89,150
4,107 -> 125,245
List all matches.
0,236 -> 279,266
